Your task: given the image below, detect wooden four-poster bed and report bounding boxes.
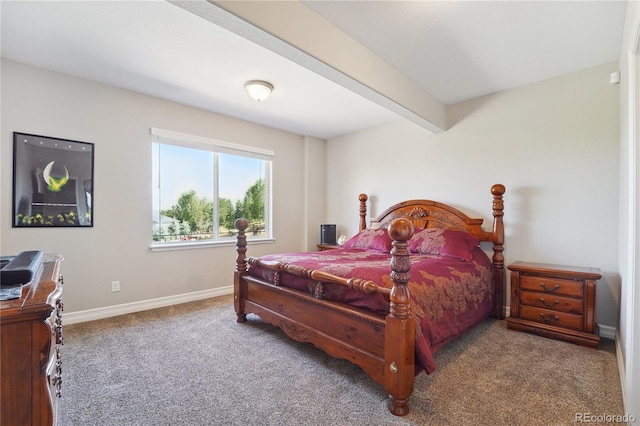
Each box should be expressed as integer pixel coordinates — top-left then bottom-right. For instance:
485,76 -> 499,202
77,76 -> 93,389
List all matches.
233,184 -> 506,416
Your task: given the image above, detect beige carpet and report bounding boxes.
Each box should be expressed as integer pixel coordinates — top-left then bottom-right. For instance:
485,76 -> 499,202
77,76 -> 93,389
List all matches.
58,295 -> 624,425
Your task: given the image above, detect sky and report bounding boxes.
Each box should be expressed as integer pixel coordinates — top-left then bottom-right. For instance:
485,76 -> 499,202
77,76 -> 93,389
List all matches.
152,143 -> 264,216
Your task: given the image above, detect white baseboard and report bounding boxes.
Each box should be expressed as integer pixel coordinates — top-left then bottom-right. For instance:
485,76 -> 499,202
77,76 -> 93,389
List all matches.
598,324 -> 617,340
615,330 -> 626,410
63,286 -> 233,325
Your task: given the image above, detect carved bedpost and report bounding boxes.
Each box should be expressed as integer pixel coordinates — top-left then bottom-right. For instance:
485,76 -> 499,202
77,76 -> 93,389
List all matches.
234,218 -> 249,323
384,218 -> 415,417
490,184 -> 506,320
359,194 -> 368,231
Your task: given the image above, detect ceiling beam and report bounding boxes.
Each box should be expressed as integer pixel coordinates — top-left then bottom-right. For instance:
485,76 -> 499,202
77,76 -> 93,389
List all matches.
171,0 -> 447,133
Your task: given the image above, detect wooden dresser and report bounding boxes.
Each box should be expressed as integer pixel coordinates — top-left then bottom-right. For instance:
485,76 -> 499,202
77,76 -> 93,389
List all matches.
1,255 -> 64,426
506,261 -> 600,348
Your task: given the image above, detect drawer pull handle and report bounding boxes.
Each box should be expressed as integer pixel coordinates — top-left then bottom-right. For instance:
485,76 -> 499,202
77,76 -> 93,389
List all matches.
539,313 -> 559,323
539,298 -> 559,308
539,283 -> 560,292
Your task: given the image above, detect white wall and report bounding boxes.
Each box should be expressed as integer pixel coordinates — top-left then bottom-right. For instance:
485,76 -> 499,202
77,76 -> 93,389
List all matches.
326,62 -> 620,330
0,60 -> 321,313
302,136 -> 327,252
617,0 -> 640,418
0,59 -> 621,331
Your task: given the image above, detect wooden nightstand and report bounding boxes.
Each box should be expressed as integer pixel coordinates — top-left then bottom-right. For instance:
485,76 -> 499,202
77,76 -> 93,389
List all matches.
317,244 -> 340,251
506,261 -> 601,348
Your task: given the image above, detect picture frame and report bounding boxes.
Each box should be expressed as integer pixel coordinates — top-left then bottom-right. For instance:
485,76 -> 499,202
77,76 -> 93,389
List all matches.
12,132 -> 94,227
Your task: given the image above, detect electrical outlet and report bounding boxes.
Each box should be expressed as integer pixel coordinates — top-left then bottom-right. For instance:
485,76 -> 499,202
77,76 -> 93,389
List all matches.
111,280 -> 120,292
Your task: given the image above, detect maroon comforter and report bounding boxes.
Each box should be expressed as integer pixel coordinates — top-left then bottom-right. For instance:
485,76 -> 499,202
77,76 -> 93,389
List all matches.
248,247 -> 494,374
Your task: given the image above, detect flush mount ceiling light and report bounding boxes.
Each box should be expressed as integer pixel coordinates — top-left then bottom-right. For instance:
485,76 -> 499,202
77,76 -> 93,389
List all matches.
244,80 -> 273,102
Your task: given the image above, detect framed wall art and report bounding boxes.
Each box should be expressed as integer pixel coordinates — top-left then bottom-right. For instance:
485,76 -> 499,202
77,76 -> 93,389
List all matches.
12,132 -> 94,227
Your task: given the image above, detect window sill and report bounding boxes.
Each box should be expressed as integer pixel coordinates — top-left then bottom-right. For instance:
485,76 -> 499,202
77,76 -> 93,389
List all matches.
149,237 -> 275,252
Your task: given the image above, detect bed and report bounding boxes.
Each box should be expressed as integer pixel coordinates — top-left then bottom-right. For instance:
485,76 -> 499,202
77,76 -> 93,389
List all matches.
233,184 -> 506,416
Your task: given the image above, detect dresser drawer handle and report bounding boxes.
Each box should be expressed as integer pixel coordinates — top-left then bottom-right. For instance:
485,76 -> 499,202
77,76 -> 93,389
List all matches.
539,283 -> 560,292
539,313 -> 559,323
539,298 -> 559,308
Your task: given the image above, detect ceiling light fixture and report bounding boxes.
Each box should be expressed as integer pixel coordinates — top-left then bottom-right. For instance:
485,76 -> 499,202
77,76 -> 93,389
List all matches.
244,80 -> 273,102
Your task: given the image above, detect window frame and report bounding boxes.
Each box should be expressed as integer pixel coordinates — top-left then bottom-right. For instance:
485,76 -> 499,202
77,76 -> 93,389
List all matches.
150,128 -> 274,251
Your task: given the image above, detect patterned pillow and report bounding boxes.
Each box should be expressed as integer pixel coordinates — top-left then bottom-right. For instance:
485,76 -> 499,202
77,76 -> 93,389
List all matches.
408,228 -> 479,261
343,228 -> 393,253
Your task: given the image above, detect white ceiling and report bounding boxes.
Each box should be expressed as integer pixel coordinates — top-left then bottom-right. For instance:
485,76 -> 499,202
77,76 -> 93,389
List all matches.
0,1 -> 628,140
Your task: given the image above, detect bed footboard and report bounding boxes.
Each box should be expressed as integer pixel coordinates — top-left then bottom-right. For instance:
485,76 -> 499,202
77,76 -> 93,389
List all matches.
234,217 -> 416,416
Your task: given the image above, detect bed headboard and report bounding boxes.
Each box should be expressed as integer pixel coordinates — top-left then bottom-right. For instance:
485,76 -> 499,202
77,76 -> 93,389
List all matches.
358,184 -> 506,319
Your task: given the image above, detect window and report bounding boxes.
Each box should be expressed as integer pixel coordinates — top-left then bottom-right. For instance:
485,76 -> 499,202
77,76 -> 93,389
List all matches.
151,128 -> 272,249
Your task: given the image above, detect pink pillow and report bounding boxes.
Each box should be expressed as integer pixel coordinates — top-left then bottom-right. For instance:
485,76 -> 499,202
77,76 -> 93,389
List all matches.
343,228 -> 393,253
408,228 -> 479,261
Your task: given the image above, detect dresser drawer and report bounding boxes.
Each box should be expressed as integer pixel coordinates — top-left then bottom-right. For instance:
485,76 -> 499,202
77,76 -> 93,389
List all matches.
520,275 -> 583,297
520,305 -> 583,331
519,291 -> 583,315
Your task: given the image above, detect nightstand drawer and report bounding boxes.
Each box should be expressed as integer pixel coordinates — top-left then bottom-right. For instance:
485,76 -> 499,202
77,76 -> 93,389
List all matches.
520,291 -> 583,315
520,275 -> 583,297
520,306 -> 583,331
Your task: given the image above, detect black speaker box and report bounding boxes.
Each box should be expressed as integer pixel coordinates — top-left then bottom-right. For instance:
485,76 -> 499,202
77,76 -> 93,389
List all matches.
320,224 -> 337,245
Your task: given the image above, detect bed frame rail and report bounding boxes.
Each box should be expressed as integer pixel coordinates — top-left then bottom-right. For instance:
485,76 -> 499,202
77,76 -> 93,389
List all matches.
246,257 -> 392,297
